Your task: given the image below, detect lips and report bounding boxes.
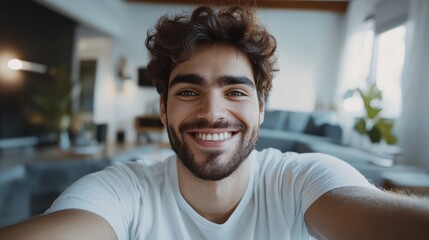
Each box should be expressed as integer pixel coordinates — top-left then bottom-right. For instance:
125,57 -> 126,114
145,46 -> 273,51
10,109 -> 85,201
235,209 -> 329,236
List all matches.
194,132 -> 233,141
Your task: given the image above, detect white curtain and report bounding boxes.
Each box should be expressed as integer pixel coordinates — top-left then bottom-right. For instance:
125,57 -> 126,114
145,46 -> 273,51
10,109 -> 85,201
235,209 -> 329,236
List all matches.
335,0 -> 376,104
334,0 -> 376,145
398,0 -> 429,169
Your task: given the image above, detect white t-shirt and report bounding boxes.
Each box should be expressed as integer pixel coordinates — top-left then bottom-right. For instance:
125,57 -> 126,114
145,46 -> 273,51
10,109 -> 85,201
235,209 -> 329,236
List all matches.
47,148 -> 375,239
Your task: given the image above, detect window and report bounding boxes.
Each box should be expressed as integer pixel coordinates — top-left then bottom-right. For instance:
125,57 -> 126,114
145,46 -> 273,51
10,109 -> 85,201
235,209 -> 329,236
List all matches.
373,25 -> 407,118
342,19 -> 374,115
342,21 -> 407,121
359,22 -> 375,85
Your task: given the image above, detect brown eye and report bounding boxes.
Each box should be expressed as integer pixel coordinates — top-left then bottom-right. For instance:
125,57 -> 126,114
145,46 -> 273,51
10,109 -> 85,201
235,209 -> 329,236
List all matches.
178,90 -> 198,96
227,91 -> 246,96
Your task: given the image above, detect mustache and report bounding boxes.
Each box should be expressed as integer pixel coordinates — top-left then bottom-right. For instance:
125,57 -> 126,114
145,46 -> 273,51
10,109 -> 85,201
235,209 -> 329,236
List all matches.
179,119 -> 245,133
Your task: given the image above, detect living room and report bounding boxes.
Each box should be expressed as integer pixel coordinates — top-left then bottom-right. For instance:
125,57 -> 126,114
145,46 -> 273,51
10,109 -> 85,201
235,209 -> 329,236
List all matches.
1,0 -> 429,228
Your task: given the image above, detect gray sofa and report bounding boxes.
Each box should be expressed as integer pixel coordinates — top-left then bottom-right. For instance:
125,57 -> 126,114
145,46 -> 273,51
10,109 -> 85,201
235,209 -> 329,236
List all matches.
0,160 -> 109,227
0,144 -> 171,227
255,110 -> 422,187
256,110 -> 343,152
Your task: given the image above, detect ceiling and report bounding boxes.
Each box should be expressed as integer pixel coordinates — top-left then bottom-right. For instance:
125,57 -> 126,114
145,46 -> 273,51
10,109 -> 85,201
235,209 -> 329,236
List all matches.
125,0 -> 350,13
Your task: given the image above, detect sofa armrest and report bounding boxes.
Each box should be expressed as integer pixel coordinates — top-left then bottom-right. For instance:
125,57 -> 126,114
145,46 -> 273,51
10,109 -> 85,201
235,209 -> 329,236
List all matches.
256,129 -> 336,152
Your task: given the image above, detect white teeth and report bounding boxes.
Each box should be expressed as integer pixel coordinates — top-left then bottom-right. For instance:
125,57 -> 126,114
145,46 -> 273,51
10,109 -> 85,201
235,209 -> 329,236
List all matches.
212,134 -> 219,141
219,133 -> 224,140
195,132 -> 232,141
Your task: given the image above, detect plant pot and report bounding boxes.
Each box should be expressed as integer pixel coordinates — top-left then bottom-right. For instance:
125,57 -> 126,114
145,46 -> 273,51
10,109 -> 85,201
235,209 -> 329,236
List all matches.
58,130 -> 70,150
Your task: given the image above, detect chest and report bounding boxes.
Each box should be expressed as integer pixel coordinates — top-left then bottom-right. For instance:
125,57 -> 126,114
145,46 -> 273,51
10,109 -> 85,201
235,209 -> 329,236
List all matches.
134,190 -> 294,240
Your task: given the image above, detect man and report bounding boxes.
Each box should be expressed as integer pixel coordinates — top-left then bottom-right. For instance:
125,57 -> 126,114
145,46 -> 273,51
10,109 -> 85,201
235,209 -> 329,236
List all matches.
1,5 -> 428,240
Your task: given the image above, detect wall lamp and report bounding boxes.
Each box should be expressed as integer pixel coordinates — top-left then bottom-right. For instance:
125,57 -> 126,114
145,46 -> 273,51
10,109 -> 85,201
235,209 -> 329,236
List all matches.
7,58 -> 47,74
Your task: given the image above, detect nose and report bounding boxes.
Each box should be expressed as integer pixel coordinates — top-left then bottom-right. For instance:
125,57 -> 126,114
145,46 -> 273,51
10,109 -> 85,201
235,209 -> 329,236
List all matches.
196,92 -> 226,122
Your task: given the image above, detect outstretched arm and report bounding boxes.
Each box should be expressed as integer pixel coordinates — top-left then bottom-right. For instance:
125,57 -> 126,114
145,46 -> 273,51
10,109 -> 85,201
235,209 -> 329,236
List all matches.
305,186 -> 429,240
0,209 -> 117,240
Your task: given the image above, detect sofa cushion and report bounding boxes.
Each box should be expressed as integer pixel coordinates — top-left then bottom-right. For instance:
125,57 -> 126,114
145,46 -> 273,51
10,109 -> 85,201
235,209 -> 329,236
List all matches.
256,135 -> 296,152
283,111 -> 311,133
320,123 -> 342,143
260,110 -> 288,130
303,117 -> 322,135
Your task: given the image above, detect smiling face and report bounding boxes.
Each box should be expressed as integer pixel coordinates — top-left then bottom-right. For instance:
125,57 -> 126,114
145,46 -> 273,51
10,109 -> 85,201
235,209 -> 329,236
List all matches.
161,44 -> 264,181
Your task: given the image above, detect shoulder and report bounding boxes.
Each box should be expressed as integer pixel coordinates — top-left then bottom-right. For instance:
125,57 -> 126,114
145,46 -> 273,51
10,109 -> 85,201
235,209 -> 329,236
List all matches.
253,149 -> 374,221
90,157 -> 170,190
46,157 -> 173,239
110,158 -> 167,179
253,148 -> 372,193
49,157 -> 171,210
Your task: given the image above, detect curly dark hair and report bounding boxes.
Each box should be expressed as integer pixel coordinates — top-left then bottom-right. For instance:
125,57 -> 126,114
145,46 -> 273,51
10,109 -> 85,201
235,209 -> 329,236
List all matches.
145,5 -> 277,106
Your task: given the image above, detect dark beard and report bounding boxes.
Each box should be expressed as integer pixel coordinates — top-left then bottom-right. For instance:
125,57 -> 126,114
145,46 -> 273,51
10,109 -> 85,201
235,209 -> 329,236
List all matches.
167,118 -> 259,181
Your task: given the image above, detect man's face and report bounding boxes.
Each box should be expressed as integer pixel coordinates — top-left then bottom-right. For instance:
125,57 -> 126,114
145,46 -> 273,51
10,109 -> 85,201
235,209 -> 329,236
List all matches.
161,44 -> 264,181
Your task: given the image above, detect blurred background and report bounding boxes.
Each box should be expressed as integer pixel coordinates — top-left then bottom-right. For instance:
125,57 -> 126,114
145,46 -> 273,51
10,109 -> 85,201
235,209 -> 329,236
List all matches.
1,0 -> 429,226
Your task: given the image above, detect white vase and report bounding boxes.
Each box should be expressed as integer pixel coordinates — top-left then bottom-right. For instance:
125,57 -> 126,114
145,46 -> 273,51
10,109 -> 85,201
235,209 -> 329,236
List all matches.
59,130 -> 70,150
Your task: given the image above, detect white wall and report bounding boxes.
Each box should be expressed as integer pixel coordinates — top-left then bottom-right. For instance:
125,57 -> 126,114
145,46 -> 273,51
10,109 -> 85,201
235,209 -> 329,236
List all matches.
257,9 -> 345,111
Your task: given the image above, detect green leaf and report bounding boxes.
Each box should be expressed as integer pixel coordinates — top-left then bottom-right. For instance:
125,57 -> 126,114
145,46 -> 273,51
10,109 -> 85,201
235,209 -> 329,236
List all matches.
367,83 -> 382,101
354,118 -> 367,135
368,126 -> 382,143
352,82 -> 398,145
385,133 -> 397,145
376,119 -> 398,145
366,105 -> 382,119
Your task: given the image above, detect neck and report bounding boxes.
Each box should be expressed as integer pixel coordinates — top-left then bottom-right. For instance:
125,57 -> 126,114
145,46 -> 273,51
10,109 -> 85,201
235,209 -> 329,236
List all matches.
177,157 -> 252,224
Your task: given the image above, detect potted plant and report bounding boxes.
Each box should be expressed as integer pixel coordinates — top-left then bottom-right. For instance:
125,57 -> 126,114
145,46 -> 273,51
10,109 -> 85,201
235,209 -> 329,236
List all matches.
353,83 -> 397,146
30,66 -> 76,149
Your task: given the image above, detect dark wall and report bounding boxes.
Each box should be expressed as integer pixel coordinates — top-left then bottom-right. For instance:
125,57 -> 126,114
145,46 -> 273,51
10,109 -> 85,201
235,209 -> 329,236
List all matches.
0,0 -> 76,140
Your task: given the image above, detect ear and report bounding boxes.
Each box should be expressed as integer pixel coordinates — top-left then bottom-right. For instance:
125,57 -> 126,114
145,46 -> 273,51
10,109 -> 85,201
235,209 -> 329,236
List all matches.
259,103 -> 265,125
160,95 -> 167,127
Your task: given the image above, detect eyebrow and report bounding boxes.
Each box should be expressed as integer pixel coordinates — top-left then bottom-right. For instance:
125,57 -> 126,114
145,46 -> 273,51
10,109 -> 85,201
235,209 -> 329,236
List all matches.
218,76 -> 255,89
169,74 -> 255,89
169,74 -> 207,88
